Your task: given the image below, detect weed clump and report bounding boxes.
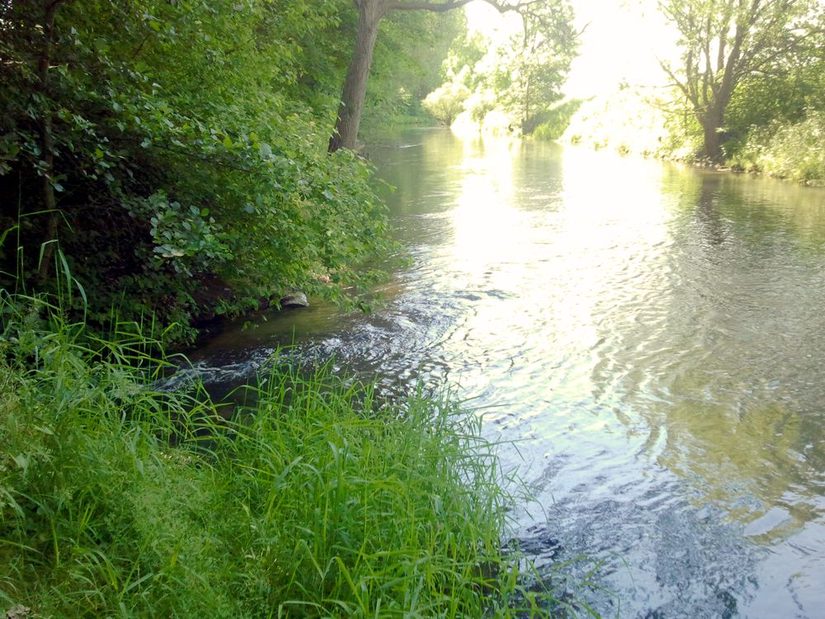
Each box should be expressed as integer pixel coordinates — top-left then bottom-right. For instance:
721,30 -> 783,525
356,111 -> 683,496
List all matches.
0,295 -> 552,617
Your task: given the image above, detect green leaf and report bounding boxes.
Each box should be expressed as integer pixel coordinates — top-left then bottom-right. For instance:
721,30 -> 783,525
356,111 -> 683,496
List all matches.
13,454 -> 28,472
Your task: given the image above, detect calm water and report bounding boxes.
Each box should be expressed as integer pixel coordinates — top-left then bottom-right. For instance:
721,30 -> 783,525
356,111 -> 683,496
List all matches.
190,129 -> 825,617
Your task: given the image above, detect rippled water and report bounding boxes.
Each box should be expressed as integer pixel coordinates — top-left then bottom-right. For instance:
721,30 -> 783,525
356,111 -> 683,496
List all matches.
189,129 -> 825,617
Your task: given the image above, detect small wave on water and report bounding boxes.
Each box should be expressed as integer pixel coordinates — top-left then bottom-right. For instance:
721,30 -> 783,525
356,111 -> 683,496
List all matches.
182,131 -> 825,617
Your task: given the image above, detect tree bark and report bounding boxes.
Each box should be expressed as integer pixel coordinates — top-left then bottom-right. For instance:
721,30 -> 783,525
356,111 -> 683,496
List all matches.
701,117 -> 723,163
328,2 -> 384,153
36,0 -> 66,283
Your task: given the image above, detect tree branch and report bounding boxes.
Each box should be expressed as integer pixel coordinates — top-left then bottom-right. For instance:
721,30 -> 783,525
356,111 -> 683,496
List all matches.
387,0 -> 542,13
387,0 -> 474,11
659,59 -> 695,105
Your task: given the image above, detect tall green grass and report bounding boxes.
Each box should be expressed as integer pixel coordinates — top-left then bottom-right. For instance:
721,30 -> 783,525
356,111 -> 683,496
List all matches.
731,110 -> 825,184
0,293 -> 558,617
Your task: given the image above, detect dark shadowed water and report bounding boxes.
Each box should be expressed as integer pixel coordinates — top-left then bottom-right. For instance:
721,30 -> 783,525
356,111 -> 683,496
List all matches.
187,129 -> 825,617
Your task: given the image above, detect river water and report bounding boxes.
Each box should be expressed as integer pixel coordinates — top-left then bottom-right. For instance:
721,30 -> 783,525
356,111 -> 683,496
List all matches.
190,129 -> 825,617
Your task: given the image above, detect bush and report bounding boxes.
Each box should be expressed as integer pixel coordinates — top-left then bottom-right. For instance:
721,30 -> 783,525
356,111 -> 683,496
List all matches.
732,111 -> 825,184
0,1 -> 390,336
532,100 -> 583,141
422,80 -> 471,126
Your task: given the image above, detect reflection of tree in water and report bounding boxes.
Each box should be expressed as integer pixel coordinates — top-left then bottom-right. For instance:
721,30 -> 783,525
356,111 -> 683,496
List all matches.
658,396 -> 817,538
693,175 -> 728,247
662,168 -> 825,254
368,129 -> 469,217
590,166 -> 825,536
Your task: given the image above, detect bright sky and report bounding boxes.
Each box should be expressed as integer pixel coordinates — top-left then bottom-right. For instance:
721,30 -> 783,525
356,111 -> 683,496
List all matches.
465,0 -> 677,98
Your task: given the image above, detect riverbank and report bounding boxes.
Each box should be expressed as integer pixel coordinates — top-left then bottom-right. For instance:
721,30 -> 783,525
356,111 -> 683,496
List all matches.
0,294 -> 558,617
559,91 -> 825,186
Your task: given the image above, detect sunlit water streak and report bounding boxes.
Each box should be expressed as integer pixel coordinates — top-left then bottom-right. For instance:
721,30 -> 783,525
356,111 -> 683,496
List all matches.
189,129 -> 825,618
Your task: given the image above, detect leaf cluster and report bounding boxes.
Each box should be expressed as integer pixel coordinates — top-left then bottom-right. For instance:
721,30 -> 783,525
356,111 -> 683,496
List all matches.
0,0 -> 392,335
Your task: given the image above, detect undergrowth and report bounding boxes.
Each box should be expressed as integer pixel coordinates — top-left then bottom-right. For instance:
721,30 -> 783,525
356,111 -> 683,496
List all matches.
0,292 -> 558,617
730,110 -> 825,184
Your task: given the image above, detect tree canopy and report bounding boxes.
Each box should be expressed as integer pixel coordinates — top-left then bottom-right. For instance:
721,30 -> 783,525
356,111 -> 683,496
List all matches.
659,0 -> 821,162
0,0 -> 457,335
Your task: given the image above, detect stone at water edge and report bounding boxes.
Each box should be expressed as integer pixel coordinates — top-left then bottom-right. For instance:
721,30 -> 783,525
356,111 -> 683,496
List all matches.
279,292 -> 309,308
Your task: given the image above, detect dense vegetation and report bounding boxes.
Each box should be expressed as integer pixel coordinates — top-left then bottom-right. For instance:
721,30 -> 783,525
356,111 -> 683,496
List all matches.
6,0 -> 818,614
660,0 -> 825,180
0,3 -> 580,617
0,0 -> 465,337
561,0 -> 825,183
0,294 -> 564,617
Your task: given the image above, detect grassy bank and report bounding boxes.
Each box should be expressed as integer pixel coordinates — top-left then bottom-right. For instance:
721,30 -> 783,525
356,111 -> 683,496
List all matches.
729,110 -> 825,185
0,294 -> 553,617
559,90 -> 825,185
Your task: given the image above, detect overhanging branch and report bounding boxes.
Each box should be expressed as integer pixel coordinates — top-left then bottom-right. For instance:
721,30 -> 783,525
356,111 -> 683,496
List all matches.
387,0 -> 473,11
387,0 -> 543,14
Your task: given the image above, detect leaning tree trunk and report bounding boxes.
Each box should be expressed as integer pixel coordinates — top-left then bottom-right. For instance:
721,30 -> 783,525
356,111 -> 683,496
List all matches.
328,2 -> 383,153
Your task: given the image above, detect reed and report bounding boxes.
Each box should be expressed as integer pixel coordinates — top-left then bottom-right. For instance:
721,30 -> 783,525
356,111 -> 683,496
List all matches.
0,293 -> 559,617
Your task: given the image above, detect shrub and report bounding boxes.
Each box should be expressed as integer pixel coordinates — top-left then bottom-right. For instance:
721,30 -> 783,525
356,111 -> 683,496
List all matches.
732,111 -> 825,184
422,81 -> 471,126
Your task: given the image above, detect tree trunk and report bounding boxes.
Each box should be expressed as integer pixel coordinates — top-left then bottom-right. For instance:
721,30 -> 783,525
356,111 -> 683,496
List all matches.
36,0 -> 64,283
700,106 -> 725,163
702,124 -> 723,163
328,2 -> 383,153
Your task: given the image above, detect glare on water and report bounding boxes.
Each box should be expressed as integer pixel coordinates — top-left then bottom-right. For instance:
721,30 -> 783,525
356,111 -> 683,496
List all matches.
191,129 -> 825,618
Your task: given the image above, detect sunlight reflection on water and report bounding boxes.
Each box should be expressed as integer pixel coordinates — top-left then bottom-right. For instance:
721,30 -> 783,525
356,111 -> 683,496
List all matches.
190,129 -> 825,618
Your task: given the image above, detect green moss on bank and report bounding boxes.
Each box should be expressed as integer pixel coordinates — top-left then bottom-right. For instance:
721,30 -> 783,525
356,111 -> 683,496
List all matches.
0,295 -> 553,617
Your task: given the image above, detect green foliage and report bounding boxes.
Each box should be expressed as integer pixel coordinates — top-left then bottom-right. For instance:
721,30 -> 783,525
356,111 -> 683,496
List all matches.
442,32 -> 489,90
532,99 -> 583,141
659,0 -> 821,161
422,80 -> 471,126
493,1 -> 577,133
725,59 -> 825,144
363,9 -> 465,129
422,1 -> 577,134
731,110 -> 825,183
722,13 -> 825,159
140,192 -> 228,272
0,0 -> 391,335
0,295 -> 560,617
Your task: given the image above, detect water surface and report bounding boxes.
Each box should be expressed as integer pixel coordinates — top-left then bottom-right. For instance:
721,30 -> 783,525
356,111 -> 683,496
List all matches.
191,130 -> 825,617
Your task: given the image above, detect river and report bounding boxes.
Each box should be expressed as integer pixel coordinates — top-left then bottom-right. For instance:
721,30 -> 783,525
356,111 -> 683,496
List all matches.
189,129 -> 825,617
